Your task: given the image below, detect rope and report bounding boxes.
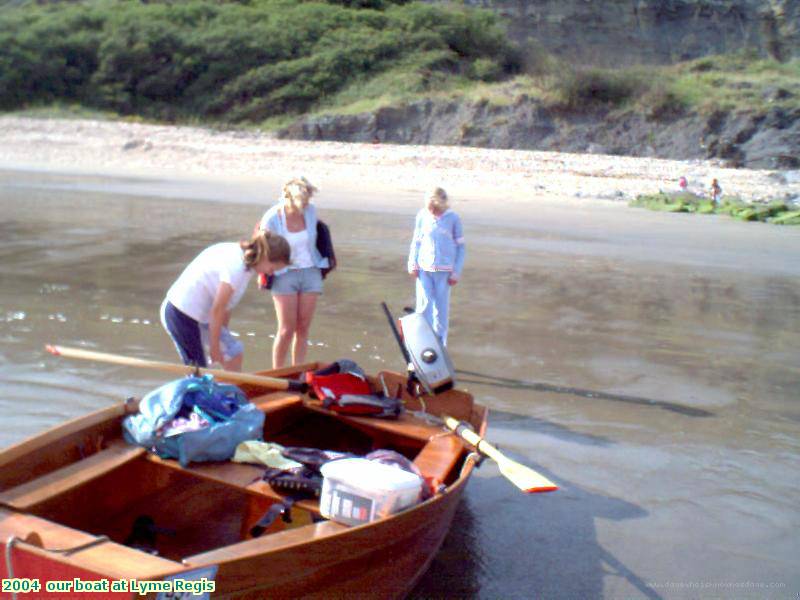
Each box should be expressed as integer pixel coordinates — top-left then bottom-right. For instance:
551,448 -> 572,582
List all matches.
43,536 -> 110,556
3,533 -> 111,600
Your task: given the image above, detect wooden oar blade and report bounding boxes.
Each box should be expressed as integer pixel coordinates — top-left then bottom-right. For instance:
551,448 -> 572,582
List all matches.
443,415 -> 558,493
496,457 -> 558,493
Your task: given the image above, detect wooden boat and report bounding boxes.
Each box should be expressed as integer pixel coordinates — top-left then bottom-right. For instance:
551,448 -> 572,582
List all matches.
0,362 -> 487,599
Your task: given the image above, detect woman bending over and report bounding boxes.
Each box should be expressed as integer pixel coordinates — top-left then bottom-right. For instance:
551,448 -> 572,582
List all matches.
161,230 -> 290,371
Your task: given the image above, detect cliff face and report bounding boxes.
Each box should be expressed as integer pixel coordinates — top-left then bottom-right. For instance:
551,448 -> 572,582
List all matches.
279,99 -> 800,170
451,0 -> 799,66
276,1 -> 799,166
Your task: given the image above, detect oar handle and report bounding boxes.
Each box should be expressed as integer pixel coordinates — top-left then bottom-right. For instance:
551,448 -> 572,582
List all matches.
45,345 -> 307,392
444,416 -> 500,461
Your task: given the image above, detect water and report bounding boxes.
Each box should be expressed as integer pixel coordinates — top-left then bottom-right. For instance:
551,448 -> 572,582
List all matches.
1,169 -> 799,599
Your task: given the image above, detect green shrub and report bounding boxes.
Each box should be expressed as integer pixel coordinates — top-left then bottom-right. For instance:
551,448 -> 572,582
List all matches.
0,0 -> 518,121
554,67 -> 649,110
470,57 -> 502,82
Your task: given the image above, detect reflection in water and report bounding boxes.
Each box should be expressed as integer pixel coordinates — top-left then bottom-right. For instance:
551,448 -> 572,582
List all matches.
2,170 -> 800,598
456,369 -> 714,418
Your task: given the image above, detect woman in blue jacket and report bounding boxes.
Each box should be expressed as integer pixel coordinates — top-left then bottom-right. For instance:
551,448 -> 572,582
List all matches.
259,176 -> 330,368
407,187 -> 465,346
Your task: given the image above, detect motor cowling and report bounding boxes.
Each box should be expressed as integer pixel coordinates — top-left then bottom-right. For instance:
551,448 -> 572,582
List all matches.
398,312 -> 455,394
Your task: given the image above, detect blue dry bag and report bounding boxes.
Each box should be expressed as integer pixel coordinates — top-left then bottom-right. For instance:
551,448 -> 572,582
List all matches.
123,375 -> 265,467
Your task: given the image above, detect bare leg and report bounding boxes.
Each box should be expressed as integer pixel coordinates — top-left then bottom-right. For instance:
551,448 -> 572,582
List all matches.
272,294 -> 298,369
292,293 -> 319,365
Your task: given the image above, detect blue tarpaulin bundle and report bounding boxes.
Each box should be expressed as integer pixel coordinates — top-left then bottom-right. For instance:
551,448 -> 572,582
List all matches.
123,375 -> 264,467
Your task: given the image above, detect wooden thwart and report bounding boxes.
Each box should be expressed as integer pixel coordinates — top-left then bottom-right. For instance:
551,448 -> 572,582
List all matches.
0,441 -> 146,510
145,454 -> 322,515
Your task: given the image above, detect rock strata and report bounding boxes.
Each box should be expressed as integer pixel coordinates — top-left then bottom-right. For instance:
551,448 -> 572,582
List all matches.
279,98 -> 800,170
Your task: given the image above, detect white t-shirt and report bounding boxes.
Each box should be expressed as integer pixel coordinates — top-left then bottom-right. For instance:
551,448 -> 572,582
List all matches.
285,228 -> 314,269
166,243 -> 254,323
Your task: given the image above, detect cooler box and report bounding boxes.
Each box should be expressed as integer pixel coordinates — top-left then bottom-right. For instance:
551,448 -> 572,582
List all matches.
319,458 -> 423,526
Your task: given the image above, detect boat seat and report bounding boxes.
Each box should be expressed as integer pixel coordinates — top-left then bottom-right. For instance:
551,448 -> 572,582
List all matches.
145,454 -> 321,515
250,392 -> 304,414
0,440 -> 146,511
304,402 -> 447,445
412,434 -> 463,489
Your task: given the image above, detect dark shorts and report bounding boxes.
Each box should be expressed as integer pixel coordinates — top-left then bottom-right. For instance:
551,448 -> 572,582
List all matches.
161,300 -> 206,367
160,300 -> 244,367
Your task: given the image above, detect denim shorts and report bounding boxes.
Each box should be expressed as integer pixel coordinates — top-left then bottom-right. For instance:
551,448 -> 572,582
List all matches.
200,323 -> 244,362
271,267 -> 323,295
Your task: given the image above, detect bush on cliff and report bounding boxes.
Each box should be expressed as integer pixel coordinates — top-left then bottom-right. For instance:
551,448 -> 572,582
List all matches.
0,0 -> 520,122
551,67 -> 649,110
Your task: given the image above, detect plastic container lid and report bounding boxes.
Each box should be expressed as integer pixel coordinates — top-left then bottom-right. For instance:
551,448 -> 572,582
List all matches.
320,458 -> 422,492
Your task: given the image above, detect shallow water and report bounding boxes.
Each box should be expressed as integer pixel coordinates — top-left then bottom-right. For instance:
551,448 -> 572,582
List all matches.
1,169 -> 799,599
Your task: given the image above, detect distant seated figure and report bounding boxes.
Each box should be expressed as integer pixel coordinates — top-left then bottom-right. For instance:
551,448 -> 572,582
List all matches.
709,178 -> 723,205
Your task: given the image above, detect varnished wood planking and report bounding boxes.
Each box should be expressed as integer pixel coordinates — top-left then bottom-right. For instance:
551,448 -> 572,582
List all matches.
0,441 -> 145,510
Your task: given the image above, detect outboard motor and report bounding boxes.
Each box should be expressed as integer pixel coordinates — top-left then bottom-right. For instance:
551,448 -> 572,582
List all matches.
382,303 -> 455,395
398,312 -> 455,394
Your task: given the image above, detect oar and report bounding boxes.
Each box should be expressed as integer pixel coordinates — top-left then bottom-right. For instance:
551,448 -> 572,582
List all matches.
45,345 -> 308,392
444,416 -> 558,493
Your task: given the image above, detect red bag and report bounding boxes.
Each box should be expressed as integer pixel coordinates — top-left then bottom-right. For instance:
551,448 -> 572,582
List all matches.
305,372 -> 372,403
257,273 -> 274,290
305,372 -> 400,418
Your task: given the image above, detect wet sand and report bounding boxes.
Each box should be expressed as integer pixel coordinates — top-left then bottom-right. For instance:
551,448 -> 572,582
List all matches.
1,123 -> 799,599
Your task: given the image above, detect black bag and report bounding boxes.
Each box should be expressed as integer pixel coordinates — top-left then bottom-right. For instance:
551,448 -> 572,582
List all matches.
258,273 -> 274,290
261,466 -> 323,499
316,220 -> 336,279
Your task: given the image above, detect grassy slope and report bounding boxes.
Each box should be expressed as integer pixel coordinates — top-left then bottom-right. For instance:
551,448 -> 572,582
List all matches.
315,52 -> 800,122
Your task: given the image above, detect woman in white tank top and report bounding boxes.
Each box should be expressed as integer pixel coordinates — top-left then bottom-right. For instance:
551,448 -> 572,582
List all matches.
259,176 -> 329,368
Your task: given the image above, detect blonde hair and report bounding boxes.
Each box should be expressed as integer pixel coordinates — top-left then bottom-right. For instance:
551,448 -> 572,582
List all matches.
240,230 -> 291,269
427,187 -> 449,211
282,176 -> 318,212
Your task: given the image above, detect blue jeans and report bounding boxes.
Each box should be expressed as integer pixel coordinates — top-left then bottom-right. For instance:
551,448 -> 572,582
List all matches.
415,271 -> 452,346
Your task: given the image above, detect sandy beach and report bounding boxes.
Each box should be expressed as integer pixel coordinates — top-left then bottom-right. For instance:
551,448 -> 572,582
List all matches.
2,115 -> 798,212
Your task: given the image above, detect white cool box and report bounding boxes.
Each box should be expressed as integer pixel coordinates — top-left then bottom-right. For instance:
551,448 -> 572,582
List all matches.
319,458 -> 424,526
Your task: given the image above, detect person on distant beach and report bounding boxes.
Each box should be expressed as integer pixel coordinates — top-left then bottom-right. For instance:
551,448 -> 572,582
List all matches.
259,176 -> 330,368
161,230 -> 290,371
679,176 -> 688,192
709,178 -> 723,206
407,187 -> 465,346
